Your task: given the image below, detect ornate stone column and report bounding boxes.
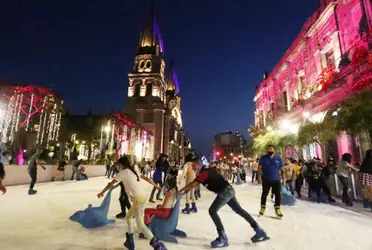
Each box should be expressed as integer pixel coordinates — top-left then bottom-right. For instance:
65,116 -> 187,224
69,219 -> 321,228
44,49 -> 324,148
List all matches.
153,109 -> 165,158
136,109 -> 145,124
163,114 -> 171,156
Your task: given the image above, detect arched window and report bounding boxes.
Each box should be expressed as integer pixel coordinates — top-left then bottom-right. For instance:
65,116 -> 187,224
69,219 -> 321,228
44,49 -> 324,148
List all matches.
134,84 -> 141,96
146,83 -> 152,96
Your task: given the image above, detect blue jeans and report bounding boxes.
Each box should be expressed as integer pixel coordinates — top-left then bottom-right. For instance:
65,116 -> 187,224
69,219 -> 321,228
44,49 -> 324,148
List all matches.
209,186 -> 258,235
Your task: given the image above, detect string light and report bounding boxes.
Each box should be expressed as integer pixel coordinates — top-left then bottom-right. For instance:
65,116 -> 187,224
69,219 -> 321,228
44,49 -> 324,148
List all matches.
40,97 -> 49,144
15,93 -> 23,132
37,96 -> 47,144
2,98 -> 14,143
54,111 -> 61,141
26,93 -> 34,131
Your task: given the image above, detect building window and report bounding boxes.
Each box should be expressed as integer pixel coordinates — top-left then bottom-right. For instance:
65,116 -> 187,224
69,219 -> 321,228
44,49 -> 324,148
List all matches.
146,83 -> 152,96
325,50 -> 335,67
174,130 -> 178,142
282,91 -> 289,111
134,84 -> 141,96
297,75 -> 305,94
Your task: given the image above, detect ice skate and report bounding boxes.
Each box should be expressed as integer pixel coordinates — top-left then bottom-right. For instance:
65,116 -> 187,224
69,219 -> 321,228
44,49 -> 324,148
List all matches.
210,232 -> 229,248
190,202 -> 198,213
251,227 -> 270,243
182,203 -> 190,214
28,190 -> 37,195
274,206 -> 283,219
150,237 -> 167,250
116,212 -> 126,219
258,205 -> 265,216
124,233 -> 135,250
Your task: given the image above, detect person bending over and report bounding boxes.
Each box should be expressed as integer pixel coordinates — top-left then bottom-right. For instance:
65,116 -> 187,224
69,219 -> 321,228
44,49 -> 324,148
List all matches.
179,154 -> 269,248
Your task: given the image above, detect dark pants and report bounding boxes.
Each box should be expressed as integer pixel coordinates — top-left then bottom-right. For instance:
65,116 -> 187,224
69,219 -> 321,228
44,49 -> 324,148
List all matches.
209,186 -> 258,235
295,176 -> 303,197
251,171 -> 257,183
286,180 -> 295,195
28,168 -> 37,190
105,165 -> 110,177
313,179 -> 331,198
150,181 -> 163,200
71,166 -> 78,180
338,176 -> 350,202
119,182 -> 131,214
261,180 -> 281,207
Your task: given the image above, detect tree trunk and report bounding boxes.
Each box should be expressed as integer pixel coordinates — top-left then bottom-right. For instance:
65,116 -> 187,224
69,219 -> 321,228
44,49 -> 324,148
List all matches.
359,130 -> 371,159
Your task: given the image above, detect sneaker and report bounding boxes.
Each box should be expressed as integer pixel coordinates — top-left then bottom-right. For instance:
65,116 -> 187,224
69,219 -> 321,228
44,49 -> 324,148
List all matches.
328,197 -> 336,203
259,205 -> 265,216
210,232 -> 229,248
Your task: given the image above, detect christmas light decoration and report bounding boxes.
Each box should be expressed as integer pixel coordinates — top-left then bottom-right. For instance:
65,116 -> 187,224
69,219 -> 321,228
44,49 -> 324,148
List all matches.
26,93 -> 34,131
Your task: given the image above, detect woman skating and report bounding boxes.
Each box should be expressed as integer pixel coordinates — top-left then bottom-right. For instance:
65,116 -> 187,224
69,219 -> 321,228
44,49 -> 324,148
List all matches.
97,156 -> 167,250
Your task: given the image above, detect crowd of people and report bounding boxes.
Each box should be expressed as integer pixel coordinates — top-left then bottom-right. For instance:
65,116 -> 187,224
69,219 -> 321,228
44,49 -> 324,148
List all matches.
1,144 -> 372,249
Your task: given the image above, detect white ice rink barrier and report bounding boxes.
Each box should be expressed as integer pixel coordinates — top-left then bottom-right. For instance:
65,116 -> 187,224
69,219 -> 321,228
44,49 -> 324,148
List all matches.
2,164 -> 106,186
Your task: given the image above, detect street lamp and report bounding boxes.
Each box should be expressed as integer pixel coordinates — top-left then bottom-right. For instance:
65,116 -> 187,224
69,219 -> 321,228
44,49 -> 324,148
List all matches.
266,126 -> 273,132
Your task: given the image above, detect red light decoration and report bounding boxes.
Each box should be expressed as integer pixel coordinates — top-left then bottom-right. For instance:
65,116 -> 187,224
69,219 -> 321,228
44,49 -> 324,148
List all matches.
317,66 -> 336,92
216,151 -> 220,156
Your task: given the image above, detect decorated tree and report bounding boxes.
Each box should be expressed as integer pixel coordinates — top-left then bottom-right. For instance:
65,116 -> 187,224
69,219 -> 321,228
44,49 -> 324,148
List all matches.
252,130 -> 298,157
336,90 -> 372,153
297,118 -> 337,160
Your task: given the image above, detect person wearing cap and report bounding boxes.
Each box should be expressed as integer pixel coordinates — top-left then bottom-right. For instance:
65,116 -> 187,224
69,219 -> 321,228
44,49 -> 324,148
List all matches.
180,153 -> 198,214
178,155 -> 269,248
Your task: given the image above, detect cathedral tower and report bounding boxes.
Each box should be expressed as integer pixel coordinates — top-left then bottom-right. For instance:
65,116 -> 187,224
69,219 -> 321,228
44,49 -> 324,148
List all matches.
126,6 -> 167,158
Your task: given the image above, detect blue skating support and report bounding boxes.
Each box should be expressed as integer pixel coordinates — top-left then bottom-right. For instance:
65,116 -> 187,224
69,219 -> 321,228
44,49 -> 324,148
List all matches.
150,195 -> 187,243
69,186 -> 118,228
281,187 -> 296,206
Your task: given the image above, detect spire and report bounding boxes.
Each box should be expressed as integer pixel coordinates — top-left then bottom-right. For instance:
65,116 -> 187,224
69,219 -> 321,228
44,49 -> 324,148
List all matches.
166,60 -> 180,93
137,5 -> 164,55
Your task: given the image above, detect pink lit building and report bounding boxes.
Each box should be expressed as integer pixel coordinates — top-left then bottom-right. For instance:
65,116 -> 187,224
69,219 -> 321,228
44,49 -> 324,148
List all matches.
253,0 -> 372,163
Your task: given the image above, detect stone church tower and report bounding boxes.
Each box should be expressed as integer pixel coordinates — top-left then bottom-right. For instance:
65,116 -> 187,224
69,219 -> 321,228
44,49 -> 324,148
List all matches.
125,6 -> 185,161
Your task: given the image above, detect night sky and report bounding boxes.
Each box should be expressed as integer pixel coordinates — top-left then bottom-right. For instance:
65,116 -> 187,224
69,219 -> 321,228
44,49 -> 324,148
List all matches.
0,0 -> 319,155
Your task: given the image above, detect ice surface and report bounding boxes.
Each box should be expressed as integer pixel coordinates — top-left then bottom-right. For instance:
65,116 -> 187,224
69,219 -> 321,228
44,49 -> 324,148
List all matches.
1,177 -> 372,250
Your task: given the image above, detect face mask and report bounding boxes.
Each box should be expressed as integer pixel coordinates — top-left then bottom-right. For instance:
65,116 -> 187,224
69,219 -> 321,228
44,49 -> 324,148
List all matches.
267,151 -> 274,156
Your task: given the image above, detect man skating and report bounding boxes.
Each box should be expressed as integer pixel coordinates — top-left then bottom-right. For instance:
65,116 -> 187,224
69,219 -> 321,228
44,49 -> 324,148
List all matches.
258,145 -> 286,218
179,153 -> 269,248
28,148 -> 46,195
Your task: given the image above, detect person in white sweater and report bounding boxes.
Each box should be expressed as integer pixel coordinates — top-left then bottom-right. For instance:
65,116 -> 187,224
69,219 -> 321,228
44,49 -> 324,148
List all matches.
180,153 -> 198,214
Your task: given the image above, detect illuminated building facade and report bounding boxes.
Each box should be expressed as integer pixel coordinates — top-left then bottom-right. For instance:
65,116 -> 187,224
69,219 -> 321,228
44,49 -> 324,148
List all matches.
125,6 -> 187,162
253,0 -> 372,162
63,113 -> 153,162
212,131 -> 246,161
0,83 -> 63,146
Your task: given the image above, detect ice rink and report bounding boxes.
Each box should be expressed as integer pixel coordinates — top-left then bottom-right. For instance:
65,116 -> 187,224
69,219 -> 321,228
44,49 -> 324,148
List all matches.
1,177 -> 372,250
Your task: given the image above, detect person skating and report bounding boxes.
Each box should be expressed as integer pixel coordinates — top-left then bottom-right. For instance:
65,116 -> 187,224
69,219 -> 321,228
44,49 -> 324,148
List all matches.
0,162 -> 6,194
97,156 -> 167,250
179,153 -> 269,248
52,157 -> 67,181
149,154 -> 167,203
337,153 -> 359,206
71,159 -> 84,180
258,145 -> 286,218
114,181 -> 131,219
180,154 -> 197,214
28,148 -> 46,195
